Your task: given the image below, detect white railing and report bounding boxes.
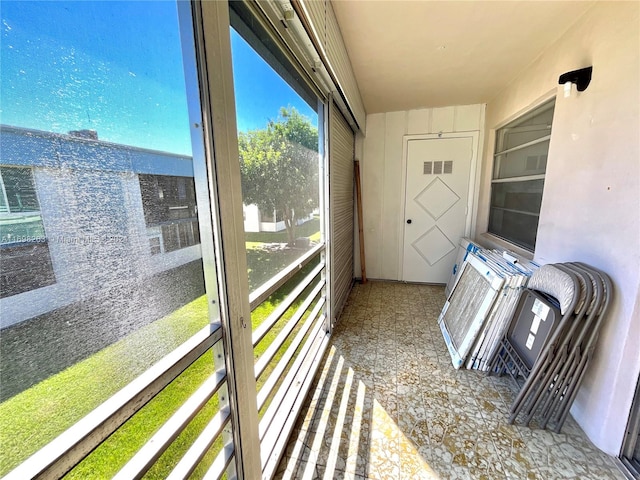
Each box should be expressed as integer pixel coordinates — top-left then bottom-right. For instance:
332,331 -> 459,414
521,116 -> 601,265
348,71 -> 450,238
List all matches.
4,244 -> 329,480
3,324 -> 227,480
249,243 -> 324,310
248,245 -> 330,479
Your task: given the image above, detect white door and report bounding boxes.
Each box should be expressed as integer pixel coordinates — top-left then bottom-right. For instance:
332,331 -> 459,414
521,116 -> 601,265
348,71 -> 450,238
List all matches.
401,134 -> 475,283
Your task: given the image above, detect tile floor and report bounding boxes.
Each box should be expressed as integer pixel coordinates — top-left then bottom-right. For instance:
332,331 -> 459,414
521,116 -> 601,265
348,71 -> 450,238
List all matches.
275,281 -> 626,480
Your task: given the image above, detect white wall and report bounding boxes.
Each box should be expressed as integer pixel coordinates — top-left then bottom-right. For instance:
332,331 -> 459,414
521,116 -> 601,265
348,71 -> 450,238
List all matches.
0,169 -> 149,328
358,104 -> 484,280
1,169 -> 203,328
243,204 -> 261,233
475,2 -> 640,455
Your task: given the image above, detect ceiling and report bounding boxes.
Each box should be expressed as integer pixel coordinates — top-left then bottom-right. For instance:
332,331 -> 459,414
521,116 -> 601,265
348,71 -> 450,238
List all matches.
331,0 -> 597,113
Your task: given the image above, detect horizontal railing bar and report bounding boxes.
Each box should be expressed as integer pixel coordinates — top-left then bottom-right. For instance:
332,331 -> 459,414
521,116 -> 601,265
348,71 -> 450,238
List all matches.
249,243 -> 324,311
4,324 -> 223,480
166,406 -> 231,480
254,281 -> 324,380
113,369 -> 227,479
491,173 -> 545,184
252,262 -> 324,347
202,441 -> 234,480
260,328 -> 330,476
259,311 -> 326,438
489,206 -> 541,217
256,297 -> 326,413
494,134 -> 551,156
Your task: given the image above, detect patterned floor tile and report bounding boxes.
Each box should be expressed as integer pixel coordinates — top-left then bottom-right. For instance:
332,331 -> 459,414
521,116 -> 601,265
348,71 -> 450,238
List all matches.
275,282 -> 625,480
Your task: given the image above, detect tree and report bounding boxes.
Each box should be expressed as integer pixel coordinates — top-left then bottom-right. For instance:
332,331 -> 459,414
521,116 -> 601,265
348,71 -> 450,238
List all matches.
238,107 -> 319,246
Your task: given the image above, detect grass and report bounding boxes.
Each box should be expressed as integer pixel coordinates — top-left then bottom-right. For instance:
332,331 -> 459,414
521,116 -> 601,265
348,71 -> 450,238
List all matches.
244,217 -> 321,245
0,296 -> 211,476
68,354 -> 222,479
245,217 -> 321,291
246,245 -> 314,292
252,265 -> 321,418
0,224 -> 323,477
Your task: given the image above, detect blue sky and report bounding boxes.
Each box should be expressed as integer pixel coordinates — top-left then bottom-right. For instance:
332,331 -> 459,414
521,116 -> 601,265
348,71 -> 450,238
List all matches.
230,29 -> 317,133
0,1 -> 317,156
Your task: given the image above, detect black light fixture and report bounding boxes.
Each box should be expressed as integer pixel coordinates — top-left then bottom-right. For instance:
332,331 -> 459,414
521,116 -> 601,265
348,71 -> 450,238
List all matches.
558,66 -> 593,97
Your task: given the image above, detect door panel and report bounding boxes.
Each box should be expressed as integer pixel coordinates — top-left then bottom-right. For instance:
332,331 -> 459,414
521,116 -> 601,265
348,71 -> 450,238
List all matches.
402,136 -> 474,283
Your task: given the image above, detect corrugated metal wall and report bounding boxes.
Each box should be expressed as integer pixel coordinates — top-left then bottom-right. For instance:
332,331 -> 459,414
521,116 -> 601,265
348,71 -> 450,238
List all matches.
330,102 -> 355,318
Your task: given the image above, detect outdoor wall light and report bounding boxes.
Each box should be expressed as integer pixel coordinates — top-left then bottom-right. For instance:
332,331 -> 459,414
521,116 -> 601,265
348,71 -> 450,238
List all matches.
559,66 -> 593,98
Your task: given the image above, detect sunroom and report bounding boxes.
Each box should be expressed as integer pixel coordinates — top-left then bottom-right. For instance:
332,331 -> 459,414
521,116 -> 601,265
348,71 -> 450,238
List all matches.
0,1 -> 638,479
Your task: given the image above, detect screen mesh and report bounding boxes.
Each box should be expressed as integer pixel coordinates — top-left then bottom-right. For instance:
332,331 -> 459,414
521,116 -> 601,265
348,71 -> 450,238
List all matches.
442,264 -> 490,351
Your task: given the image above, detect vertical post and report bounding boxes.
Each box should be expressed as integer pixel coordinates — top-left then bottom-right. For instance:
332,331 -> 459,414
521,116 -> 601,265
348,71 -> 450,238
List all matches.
191,1 -> 261,478
321,99 -> 332,332
354,160 -> 367,283
178,3 -> 237,477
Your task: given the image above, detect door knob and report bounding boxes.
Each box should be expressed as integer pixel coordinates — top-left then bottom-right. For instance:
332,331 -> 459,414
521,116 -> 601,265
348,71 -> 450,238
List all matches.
406,219 -> 412,224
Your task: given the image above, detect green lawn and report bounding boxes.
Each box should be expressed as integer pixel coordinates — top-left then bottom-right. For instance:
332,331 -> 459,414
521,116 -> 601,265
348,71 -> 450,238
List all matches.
0,296 -> 211,476
252,266 -> 321,418
246,245 -> 315,292
68,353 -> 222,479
0,233 -> 323,478
245,217 -> 321,291
244,216 -> 321,244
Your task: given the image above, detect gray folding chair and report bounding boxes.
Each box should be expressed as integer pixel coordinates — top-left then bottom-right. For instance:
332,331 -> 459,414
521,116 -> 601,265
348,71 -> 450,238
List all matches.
537,263 -> 602,429
550,263 -> 612,432
518,263 -> 592,426
507,264 -> 580,424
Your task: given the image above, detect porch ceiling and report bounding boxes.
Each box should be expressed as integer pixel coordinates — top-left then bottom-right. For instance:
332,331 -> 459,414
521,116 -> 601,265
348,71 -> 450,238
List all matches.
331,0 -> 597,113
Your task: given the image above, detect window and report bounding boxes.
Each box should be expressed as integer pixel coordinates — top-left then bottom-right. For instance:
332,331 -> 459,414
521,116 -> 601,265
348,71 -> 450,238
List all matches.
139,174 -> 198,226
230,5 -> 322,291
1,167 -> 40,213
1,0 -> 329,477
489,99 -> 555,251
230,3 -> 329,477
139,174 -> 200,253
0,2 -> 231,477
0,166 -> 55,298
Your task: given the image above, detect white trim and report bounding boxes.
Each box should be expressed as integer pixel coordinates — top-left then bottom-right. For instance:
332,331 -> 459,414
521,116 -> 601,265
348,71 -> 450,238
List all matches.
198,1 -> 262,477
477,232 -> 535,260
0,282 -> 74,329
492,89 -> 556,131
490,206 -> 540,217
491,174 -> 546,184
0,168 -> 10,212
321,98 -> 332,332
149,244 -> 202,275
0,124 -> 193,160
470,104 -> 486,242
480,93 -> 557,253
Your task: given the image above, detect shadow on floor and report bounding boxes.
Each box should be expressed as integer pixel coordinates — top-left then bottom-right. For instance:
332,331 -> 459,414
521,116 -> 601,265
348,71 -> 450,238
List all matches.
275,282 -> 625,480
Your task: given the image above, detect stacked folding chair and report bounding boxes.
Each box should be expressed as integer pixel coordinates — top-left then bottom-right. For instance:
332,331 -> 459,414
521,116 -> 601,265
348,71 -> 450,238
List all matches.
488,262 -> 612,433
